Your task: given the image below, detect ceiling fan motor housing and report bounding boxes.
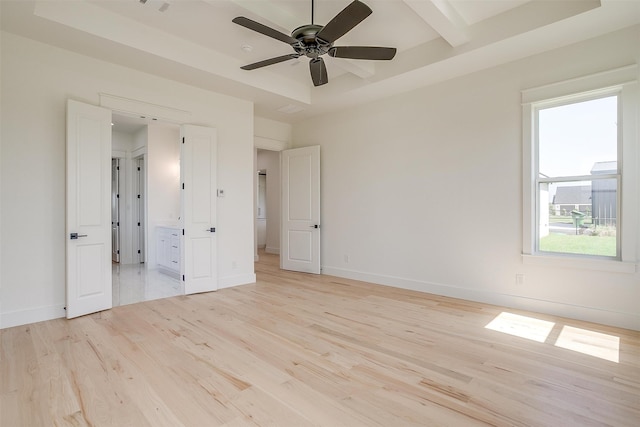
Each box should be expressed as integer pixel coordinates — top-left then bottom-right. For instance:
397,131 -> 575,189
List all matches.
291,25 -> 332,59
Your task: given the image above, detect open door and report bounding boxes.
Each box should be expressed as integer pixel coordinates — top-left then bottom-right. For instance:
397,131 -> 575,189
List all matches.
66,100 -> 113,318
181,125 -> 218,294
281,145 -> 320,274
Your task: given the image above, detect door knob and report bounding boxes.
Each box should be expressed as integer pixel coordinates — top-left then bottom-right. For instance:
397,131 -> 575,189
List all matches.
310,224 -> 319,229
70,232 -> 87,240
205,227 -> 216,232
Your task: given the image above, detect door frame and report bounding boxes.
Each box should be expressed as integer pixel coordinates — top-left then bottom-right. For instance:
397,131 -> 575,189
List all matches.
254,139 -> 288,263
69,95 -> 217,316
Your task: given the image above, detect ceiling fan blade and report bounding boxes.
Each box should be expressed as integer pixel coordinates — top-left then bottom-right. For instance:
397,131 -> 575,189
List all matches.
241,54 -> 300,70
329,46 -> 396,60
232,16 -> 298,45
309,58 -> 328,86
316,0 -> 372,44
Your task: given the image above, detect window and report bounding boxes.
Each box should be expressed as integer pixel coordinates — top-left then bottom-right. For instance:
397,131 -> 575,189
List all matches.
522,65 -> 638,268
537,94 -> 619,258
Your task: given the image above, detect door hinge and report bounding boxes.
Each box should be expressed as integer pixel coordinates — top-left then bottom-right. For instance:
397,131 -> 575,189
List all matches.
117,250 -> 120,254
138,250 -> 141,254
116,194 -> 119,198
182,183 -> 184,190
137,222 -> 141,226
182,275 -> 185,281
117,166 -> 120,171
182,229 -> 185,235
137,167 -> 141,171
182,137 -> 185,144
137,194 -> 141,199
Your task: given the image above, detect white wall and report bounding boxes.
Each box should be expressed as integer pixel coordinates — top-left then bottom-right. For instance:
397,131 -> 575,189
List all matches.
257,150 -> 281,254
292,26 -> 640,330
112,130 -> 134,153
255,117 -> 292,151
146,124 -> 181,268
0,32 -> 256,328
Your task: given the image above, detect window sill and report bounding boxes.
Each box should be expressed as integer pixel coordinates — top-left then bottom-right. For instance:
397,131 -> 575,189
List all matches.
522,254 -> 637,274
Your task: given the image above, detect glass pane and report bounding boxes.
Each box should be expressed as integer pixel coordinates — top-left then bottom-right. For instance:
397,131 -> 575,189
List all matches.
538,180 -> 617,257
538,96 -> 617,178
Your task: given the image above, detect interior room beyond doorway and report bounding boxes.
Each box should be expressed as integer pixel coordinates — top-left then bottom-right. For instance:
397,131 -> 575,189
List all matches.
255,149 -> 281,261
111,113 -> 182,306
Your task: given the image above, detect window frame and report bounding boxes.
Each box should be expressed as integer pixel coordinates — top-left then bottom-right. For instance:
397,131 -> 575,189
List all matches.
522,65 -> 638,272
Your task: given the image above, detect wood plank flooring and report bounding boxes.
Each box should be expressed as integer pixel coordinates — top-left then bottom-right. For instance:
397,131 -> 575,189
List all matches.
2,251 -> 639,426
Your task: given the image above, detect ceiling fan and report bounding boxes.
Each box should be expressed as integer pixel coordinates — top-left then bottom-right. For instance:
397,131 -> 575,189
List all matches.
232,0 -> 396,86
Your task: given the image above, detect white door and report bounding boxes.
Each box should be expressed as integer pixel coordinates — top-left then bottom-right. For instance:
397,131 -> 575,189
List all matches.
181,125 -> 218,294
66,100 -> 113,319
281,145 -> 320,274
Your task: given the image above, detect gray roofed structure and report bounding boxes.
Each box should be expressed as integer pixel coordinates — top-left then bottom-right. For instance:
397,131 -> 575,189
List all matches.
553,185 -> 592,205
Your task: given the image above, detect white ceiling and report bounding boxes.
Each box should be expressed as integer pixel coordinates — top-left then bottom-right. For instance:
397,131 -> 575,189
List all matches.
2,0 -> 639,123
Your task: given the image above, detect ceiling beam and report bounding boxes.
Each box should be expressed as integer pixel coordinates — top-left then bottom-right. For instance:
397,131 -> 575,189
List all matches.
403,0 -> 470,47
33,0 -> 311,104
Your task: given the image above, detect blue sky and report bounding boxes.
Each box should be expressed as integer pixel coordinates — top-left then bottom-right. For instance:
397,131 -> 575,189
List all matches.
539,95 -> 618,178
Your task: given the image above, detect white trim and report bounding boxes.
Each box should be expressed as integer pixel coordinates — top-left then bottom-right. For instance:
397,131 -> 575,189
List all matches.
99,93 -> 192,124
254,136 -> 289,151
1,304 -> 66,330
265,246 -> 280,255
522,254 -> 637,274
218,273 -> 256,290
322,266 -> 640,331
522,64 -> 638,104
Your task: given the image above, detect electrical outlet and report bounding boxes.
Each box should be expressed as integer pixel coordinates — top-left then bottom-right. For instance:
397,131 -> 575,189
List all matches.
516,274 -> 525,286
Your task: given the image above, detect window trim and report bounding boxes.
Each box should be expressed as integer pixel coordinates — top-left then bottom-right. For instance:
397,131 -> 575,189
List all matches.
522,65 -> 639,271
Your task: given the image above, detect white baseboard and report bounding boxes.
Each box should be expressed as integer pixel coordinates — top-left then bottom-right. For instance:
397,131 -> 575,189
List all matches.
265,246 -> 280,255
218,273 -> 256,290
1,304 -> 66,329
322,266 -> 640,331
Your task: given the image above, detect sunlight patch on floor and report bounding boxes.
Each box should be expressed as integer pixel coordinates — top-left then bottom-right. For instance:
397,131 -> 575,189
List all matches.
485,312 -> 555,343
555,325 -> 620,363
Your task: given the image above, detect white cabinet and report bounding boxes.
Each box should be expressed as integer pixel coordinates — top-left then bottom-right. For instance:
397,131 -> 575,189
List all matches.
157,226 -> 180,277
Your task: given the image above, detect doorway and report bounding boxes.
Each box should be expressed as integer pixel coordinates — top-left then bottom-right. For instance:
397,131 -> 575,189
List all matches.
111,113 -> 182,306
255,149 -> 281,261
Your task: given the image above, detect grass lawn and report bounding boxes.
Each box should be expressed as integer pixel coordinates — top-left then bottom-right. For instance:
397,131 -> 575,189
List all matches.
540,233 -> 616,257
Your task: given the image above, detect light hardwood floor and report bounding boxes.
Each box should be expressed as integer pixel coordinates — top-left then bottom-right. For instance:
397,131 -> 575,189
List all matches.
2,251 -> 639,426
